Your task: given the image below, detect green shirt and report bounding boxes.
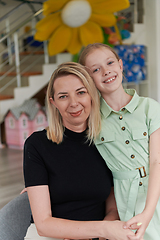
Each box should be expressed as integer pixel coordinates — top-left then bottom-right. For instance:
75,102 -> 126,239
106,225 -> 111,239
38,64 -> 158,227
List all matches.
95,89 -> 160,240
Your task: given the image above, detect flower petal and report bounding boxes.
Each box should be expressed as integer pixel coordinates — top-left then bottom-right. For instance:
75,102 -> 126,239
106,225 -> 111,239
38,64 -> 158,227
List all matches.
67,28 -> 82,54
43,0 -> 68,16
48,25 -> 72,55
36,12 -> 61,30
34,13 -> 62,41
90,13 -> 116,27
91,0 -> 130,14
79,21 -> 103,46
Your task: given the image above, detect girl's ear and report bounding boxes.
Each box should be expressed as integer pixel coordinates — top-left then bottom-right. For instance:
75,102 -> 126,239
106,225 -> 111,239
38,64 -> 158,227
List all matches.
49,97 -> 57,107
119,59 -> 123,72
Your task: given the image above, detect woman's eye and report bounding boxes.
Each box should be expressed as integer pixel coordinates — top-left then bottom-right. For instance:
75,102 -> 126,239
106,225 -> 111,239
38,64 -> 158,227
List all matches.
59,95 -> 67,99
78,91 -> 86,95
108,61 -> 114,65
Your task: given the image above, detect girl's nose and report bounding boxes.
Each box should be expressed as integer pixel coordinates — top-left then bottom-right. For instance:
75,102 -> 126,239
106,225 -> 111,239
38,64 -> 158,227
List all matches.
103,67 -> 111,76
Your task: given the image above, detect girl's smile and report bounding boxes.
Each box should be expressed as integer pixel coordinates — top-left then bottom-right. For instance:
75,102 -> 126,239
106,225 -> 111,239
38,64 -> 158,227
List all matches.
103,75 -> 117,83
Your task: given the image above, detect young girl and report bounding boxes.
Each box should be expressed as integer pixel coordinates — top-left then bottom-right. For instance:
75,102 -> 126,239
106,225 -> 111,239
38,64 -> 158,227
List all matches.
79,43 -> 160,240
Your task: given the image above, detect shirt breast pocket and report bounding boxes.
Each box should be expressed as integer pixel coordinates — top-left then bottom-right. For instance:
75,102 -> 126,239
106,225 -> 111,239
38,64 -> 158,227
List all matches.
96,130 -> 115,144
95,130 -> 123,156
132,127 -> 149,153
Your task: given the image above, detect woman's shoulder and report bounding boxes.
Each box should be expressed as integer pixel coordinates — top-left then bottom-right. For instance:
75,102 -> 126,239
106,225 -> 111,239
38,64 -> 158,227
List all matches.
25,129 -> 48,145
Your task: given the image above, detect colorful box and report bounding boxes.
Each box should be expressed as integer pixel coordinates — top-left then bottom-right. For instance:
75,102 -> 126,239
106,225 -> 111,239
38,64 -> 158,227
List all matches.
114,45 -> 147,83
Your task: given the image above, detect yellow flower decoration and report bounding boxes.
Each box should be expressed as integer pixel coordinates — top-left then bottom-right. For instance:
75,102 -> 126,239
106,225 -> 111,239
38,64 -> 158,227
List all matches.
34,0 -> 130,55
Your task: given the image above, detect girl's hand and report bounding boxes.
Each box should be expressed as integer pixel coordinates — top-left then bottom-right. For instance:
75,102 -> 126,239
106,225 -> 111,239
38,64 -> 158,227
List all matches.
123,212 -> 150,240
103,220 -> 135,240
64,221 -> 134,240
20,188 -> 27,194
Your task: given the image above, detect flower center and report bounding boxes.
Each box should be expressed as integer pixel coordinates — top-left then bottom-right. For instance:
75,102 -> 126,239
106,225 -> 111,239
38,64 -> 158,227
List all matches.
61,0 -> 91,28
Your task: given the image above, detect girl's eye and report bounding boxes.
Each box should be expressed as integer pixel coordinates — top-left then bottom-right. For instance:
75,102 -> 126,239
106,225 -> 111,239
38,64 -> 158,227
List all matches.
93,68 -> 99,73
108,61 -> 114,65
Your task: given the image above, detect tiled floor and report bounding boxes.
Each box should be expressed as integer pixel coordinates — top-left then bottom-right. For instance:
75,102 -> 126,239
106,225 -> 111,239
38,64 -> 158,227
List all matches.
0,147 -> 25,209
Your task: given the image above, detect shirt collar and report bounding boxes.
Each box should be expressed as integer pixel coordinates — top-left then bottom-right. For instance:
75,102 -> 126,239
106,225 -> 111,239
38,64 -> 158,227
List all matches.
100,89 -> 140,118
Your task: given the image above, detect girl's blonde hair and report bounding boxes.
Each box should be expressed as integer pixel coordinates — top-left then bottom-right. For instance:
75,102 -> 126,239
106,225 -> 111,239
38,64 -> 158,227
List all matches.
79,42 -> 120,66
46,62 -> 101,144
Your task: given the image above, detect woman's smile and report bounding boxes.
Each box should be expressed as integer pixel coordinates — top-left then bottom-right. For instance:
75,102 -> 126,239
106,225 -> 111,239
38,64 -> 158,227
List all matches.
69,109 -> 83,117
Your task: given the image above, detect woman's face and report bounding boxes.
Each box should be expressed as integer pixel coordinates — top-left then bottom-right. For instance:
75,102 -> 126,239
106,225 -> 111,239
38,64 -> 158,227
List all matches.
50,74 -> 92,132
84,47 -> 123,97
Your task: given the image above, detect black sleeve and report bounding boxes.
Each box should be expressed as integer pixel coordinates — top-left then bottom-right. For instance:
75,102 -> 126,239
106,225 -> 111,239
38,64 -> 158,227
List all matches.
23,133 -> 48,187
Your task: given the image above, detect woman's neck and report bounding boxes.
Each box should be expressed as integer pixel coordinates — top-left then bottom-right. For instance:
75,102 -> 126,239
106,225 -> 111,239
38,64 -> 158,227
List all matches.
102,87 -> 132,111
63,122 -> 87,133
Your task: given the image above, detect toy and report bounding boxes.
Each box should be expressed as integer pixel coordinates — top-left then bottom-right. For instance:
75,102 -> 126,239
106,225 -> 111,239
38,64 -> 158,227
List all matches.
103,16 -> 131,46
4,99 -> 48,149
34,0 -> 130,55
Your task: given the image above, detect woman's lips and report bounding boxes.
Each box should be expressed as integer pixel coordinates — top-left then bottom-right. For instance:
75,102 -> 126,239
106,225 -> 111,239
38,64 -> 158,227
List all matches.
70,110 -> 83,117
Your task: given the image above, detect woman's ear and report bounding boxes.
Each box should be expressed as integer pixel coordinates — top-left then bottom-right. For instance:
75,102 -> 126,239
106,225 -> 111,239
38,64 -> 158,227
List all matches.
49,97 -> 57,107
119,59 -> 123,72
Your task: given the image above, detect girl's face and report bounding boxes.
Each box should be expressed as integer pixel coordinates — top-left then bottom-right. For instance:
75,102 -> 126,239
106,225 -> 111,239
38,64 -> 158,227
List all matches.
85,47 -> 123,96
50,74 -> 92,132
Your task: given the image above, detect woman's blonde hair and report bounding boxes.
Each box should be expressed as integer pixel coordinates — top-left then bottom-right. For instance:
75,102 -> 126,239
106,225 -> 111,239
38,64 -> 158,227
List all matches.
79,42 -> 120,66
46,62 -> 101,144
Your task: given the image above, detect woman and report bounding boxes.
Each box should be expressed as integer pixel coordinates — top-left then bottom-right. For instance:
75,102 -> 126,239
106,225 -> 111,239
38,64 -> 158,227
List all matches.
24,62 -> 135,240
79,43 -> 160,240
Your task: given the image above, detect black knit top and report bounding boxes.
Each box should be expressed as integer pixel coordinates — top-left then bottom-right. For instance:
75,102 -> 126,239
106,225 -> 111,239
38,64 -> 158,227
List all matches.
24,128 -> 113,222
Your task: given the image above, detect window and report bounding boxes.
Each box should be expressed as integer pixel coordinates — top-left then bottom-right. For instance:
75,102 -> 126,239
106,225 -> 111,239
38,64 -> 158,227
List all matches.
9,117 -> 15,129
23,119 -> 26,127
22,117 -> 27,128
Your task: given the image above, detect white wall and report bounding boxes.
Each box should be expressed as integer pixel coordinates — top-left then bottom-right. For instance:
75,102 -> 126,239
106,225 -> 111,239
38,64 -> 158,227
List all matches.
122,0 -> 160,102
145,0 -> 160,102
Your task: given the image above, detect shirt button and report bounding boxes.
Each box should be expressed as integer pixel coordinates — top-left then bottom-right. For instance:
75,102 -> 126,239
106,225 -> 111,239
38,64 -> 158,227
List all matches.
125,140 -> 129,144
122,126 -> 125,131
139,182 -> 143,186
143,132 -> 147,136
131,154 -> 135,159
119,116 -> 123,120
101,137 -> 104,141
